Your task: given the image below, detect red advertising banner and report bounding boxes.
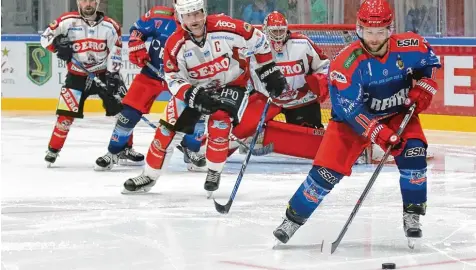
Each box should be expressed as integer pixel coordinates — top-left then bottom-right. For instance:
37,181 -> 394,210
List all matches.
429,46 -> 476,116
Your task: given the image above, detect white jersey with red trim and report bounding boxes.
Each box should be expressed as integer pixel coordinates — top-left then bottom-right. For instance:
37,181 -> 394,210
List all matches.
163,14 -> 273,100
40,11 -> 122,75
251,32 -> 330,109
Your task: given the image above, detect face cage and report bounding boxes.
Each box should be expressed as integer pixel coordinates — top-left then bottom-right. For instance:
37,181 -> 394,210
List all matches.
77,0 -> 100,19
265,26 -> 288,43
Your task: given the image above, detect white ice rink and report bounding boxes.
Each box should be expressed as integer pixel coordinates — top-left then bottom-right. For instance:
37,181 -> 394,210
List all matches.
2,112 -> 476,270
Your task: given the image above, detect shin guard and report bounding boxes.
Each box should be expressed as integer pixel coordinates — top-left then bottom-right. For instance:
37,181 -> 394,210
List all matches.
395,139 -> 428,205
108,105 -> 141,154
48,115 -> 74,151
206,111 -> 232,172
144,123 -> 177,179
288,165 -> 343,221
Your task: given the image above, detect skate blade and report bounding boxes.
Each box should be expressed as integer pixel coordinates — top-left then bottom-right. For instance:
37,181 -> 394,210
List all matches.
187,163 -> 207,172
121,186 -> 152,194
118,159 -> 145,166
94,164 -> 113,171
407,238 -> 419,249
46,162 -> 53,168
272,239 -> 283,249
206,191 -> 214,199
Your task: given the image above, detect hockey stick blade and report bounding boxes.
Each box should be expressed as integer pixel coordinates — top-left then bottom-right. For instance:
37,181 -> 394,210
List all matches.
213,198 -> 232,214
251,143 -> 274,156
330,104 -> 416,254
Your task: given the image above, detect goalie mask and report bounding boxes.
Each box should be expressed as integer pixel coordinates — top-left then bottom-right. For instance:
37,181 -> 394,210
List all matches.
77,0 -> 100,20
356,0 -> 394,53
263,11 -> 289,53
174,0 -> 207,36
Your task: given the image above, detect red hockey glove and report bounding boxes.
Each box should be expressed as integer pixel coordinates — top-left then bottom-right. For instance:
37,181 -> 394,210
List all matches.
405,78 -> 437,114
128,40 -> 150,68
368,123 -> 404,157
305,73 -> 329,103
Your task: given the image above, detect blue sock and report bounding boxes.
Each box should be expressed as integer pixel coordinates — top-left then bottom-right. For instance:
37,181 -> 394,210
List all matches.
288,165 -> 343,223
181,118 -> 206,152
395,139 -> 428,205
108,105 -> 141,154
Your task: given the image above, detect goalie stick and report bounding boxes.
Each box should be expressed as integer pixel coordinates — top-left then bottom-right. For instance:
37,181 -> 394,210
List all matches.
214,98 -> 273,214
70,57 -> 157,129
330,104 -> 416,254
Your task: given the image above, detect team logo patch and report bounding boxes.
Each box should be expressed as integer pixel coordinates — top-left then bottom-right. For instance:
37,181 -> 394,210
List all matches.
396,55 -> 405,70
166,60 -> 175,70
26,43 -> 52,86
211,120 -> 229,130
330,70 -> 348,84
410,171 -> 427,185
303,183 -> 319,203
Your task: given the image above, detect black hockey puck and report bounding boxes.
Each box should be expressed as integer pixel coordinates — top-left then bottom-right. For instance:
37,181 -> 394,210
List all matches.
382,263 -> 396,269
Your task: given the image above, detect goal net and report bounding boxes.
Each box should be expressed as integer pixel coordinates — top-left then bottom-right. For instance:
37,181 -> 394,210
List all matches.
268,24 -> 357,124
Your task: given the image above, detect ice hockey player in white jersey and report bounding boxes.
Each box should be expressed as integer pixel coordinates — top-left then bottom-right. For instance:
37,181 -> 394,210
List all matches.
122,0 -> 287,194
41,0 -> 127,167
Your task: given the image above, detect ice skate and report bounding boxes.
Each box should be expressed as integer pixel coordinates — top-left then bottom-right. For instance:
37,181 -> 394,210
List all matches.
94,152 -> 119,171
122,174 -> 156,194
204,169 -> 221,198
45,148 -> 60,168
118,146 -> 144,166
177,144 -> 207,172
403,203 -> 426,249
273,217 -> 302,244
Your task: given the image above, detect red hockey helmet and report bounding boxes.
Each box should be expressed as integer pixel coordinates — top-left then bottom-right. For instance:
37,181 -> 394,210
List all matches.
263,11 -> 289,53
356,0 -> 394,37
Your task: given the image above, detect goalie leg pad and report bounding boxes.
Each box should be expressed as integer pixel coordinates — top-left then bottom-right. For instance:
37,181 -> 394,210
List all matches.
288,165 -> 343,220
108,105 -> 141,155
395,139 -> 428,205
262,120 -> 324,159
206,110 -> 232,172
48,115 -> 74,151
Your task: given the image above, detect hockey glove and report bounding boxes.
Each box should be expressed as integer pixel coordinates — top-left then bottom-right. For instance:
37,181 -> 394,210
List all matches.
99,92 -> 123,116
367,123 -> 404,157
405,78 -> 437,114
53,34 -> 73,62
305,73 -> 329,103
255,62 -> 287,98
184,86 -> 221,115
128,37 -> 150,68
105,71 -> 127,98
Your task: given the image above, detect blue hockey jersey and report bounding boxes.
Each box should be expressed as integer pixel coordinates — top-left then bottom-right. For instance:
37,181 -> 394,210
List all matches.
328,32 -> 441,137
130,6 -> 177,80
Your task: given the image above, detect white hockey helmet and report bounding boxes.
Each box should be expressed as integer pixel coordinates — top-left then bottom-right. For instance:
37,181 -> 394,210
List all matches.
174,0 -> 207,25
77,0 -> 100,19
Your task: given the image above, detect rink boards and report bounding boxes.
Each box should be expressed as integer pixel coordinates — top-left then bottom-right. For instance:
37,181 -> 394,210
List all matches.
1,35 -> 475,132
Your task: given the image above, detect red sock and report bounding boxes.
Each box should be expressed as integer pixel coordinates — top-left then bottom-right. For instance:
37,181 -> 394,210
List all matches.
146,125 -> 175,169
48,115 -> 74,151
207,111 -> 231,165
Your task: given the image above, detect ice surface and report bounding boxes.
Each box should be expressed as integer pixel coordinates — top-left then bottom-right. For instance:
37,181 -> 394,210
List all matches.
2,113 -> 476,270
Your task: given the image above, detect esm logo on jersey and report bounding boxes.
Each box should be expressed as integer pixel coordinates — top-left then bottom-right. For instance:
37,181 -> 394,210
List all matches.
215,20 -> 236,29
72,39 -> 107,53
397,39 -> 419,47
188,55 -> 230,79
276,59 -> 305,77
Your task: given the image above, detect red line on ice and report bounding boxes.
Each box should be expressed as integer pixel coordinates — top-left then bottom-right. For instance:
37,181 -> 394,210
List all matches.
219,260 -> 286,270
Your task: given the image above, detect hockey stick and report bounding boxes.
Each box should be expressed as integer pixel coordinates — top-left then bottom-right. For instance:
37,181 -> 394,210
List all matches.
214,98 -> 273,214
70,57 -> 157,129
230,133 -> 274,156
330,103 -> 416,254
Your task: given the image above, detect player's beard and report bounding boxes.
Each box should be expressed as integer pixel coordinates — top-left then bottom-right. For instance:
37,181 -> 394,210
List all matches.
80,5 -> 96,18
363,39 -> 389,56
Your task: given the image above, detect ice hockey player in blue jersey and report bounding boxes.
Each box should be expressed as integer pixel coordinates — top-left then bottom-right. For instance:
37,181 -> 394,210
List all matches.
273,0 -> 441,249
95,6 -> 177,170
